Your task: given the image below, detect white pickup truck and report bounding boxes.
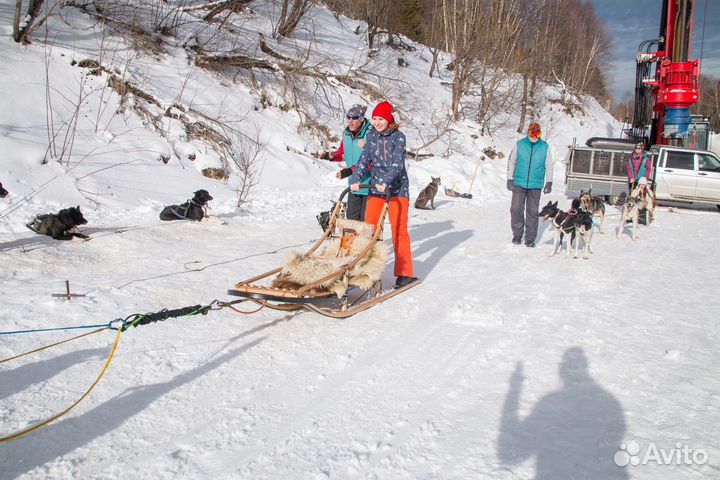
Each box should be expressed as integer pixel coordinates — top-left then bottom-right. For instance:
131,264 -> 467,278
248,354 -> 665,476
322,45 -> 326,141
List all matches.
565,140 -> 720,209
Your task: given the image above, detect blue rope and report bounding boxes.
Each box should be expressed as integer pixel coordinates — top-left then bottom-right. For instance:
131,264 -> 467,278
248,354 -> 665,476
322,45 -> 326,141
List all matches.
0,321 -> 118,335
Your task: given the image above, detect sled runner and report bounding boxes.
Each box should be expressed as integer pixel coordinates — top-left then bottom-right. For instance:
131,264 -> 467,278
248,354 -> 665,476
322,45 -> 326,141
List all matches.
227,187 -> 421,318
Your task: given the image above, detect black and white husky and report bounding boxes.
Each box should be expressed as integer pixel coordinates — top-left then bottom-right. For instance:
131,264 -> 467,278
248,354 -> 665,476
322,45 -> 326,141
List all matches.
572,210 -> 594,259
538,199 -> 580,257
579,189 -> 605,233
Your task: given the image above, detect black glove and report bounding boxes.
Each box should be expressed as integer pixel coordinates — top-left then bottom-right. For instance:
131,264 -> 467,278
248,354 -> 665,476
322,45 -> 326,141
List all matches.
318,151 -> 330,160
506,179 -> 515,191
339,167 -> 353,179
543,182 -> 552,194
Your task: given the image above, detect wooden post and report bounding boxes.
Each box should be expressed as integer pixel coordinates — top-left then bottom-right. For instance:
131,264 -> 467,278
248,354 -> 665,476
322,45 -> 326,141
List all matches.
52,280 -> 86,300
467,155 -> 484,193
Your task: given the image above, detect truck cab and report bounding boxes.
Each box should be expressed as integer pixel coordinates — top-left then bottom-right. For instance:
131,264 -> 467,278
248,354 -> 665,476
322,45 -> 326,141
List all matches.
652,146 -> 720,206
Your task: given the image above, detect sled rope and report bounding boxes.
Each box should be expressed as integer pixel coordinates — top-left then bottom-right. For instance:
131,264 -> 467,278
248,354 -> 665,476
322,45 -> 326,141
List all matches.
0,327 -> 114,364
0,321 -> 117,336
220,299 -> 267,314
120,303 -> 213,331
0,302 -> 221,443
0,327 -> 122,443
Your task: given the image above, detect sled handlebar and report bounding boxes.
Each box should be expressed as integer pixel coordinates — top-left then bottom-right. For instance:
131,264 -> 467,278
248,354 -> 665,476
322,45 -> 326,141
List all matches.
338,185 -> 391,202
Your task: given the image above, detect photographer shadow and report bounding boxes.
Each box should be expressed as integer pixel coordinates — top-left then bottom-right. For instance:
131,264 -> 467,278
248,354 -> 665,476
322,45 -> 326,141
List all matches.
498,347 -> 628,479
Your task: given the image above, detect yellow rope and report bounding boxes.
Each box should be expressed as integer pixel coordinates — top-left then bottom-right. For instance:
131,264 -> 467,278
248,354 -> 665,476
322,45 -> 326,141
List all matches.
0,327 -> 109,364
0,327 -> 122,443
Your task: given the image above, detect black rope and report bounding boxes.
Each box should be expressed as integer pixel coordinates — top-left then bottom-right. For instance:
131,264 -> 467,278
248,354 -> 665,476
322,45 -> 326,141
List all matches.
121,304 -> 212,331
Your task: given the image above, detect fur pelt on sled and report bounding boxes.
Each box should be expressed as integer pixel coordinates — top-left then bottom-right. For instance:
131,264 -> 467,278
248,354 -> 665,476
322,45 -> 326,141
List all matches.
272,219 -> 388,297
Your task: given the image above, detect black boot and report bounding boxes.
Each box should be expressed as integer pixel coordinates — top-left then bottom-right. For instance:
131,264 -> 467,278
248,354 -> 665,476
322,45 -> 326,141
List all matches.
395,276 -> 418,288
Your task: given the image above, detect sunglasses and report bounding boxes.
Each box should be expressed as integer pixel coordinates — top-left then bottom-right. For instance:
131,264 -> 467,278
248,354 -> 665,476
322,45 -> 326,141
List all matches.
346,115 -> 362,120
635,145 -> 643,149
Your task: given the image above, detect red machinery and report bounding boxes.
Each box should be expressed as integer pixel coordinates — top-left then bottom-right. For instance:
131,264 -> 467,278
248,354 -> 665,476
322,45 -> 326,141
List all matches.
631,0 -> 701,147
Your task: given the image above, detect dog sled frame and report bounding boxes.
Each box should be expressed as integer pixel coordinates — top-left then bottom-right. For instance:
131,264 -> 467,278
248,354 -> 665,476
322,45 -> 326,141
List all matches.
227,187 -> 420,318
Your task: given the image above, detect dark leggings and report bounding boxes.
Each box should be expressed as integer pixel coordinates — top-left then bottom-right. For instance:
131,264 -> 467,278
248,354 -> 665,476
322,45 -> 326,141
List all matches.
346,193 -> 368,221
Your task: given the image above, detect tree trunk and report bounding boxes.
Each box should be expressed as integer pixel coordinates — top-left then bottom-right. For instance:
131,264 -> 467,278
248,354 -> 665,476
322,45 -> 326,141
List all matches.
14,0 -> 45,44
516,74 -> 528,133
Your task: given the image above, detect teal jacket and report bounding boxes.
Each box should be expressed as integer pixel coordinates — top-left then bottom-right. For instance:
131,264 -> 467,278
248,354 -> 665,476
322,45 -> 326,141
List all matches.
511,137 -> 551,190
341,120 -> 371,195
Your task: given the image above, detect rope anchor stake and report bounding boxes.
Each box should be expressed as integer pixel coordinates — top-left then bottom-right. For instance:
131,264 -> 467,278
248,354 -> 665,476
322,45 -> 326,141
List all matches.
51,280 -> 85,301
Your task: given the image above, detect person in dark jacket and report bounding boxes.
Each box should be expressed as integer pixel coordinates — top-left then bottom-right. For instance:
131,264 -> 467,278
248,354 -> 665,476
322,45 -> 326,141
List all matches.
627,142 -> 651,192
506,122 -> 554,247
350,101 -> 416,288
319,104 -> 371,220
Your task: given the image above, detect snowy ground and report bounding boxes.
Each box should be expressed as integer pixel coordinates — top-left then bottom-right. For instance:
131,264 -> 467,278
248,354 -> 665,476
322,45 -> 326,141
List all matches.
1,1 -> 719,479
2,187 -> 719,479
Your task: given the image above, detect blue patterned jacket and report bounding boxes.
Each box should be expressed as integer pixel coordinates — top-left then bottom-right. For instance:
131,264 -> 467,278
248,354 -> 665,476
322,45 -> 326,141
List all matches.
350,127 -> 409,198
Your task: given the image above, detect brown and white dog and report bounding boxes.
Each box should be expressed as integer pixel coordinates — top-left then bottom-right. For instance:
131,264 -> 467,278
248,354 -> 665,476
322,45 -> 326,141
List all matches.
579,189 -> 605,233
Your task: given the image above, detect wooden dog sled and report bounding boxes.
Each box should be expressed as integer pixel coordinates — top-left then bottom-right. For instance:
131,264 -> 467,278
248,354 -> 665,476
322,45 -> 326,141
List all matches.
227,187 -> 421,318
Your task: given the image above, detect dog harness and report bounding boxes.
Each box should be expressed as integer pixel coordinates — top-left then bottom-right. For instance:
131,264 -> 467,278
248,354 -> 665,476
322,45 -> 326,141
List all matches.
167,198 -> 207,220
552,210 -> 576,233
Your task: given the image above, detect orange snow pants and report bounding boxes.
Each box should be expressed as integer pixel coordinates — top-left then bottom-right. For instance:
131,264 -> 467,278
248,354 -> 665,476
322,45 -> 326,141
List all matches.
365,195 -> 414,277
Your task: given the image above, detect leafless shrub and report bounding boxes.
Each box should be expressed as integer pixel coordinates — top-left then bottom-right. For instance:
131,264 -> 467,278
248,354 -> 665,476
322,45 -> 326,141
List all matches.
202,0 -> 253,22
273,0 -> 315,39
107,74 -> 161,107
228,127 -> 264,208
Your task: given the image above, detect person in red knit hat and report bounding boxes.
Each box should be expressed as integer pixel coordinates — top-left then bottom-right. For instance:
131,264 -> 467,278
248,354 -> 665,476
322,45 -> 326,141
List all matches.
350,101 -> 417,288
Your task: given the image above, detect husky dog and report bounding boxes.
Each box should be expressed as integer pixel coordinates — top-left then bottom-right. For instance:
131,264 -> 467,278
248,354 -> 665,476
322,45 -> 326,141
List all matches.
414,177 -> 441,210
617,195 -> 648,240
26,206 -> 88,240
0,182 -> 8,198
538,199 -> 580,257
630,182 -> 656,223
160,189 -> 213,221
572,210 -> 594,259
579,189 -> 605,233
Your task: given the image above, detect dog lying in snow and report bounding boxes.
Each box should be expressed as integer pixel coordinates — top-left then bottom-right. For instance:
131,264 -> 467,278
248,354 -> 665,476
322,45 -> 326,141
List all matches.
0,182 -> 8,198
26,206 -> 89,240
159,189 -> 213,221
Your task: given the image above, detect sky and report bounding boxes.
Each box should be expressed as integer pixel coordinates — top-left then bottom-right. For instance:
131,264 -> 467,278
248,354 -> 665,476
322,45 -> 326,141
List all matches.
1,1 -> 719,479
590,0 -> 720,101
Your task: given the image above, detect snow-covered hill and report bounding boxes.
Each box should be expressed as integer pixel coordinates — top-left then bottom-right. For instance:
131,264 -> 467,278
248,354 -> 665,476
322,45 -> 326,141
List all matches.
1,1 -> 718,479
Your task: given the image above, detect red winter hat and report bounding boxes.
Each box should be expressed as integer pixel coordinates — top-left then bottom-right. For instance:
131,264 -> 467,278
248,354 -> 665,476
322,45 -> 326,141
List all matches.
372,101 -> 395,124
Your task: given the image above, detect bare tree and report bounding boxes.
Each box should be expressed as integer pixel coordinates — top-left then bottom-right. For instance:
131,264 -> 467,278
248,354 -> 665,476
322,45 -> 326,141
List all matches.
13,0 -> 61,44
274,0 -> 315,39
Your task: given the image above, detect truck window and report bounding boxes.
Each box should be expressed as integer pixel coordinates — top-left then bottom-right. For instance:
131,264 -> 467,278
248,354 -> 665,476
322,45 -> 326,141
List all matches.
664,151 -> 694,170
698,153 -> 720,172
